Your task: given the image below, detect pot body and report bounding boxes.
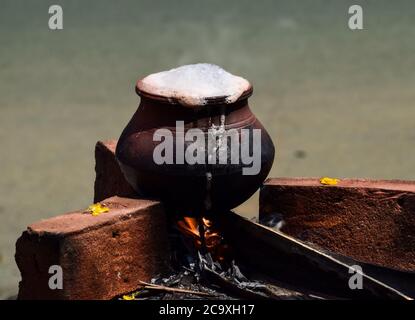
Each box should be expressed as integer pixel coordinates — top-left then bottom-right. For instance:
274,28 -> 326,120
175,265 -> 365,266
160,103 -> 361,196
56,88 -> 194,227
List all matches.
116,94 -> 275,216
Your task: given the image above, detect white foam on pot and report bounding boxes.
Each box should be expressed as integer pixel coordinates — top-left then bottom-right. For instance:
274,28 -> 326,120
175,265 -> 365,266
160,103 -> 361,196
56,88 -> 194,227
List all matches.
139,63 -> 251,107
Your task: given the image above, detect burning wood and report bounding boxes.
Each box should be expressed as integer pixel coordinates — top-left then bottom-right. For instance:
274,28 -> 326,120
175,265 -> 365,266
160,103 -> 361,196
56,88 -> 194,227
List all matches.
114,210 -> 314,300
176,216 -> 230,263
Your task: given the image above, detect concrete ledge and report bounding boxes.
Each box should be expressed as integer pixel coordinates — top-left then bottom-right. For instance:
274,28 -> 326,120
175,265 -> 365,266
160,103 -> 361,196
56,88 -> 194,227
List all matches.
15,196 -> 169,300
260,177 -> 415,272
94,140 -> 136,202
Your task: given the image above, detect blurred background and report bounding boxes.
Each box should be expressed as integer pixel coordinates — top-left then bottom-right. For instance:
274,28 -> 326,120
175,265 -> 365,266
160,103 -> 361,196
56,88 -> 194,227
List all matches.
1,0 -> 415,298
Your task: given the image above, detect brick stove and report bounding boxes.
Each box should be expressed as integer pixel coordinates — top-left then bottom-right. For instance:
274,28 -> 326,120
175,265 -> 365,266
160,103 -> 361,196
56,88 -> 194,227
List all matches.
14,140 -> 415,300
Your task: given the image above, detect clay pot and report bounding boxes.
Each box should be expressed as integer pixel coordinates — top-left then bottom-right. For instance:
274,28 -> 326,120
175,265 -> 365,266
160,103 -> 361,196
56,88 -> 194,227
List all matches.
116,79 -> 275,216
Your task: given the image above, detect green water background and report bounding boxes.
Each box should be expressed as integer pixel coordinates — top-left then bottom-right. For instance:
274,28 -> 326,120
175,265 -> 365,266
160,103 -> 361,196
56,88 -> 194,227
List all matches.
1,0 -> 415,297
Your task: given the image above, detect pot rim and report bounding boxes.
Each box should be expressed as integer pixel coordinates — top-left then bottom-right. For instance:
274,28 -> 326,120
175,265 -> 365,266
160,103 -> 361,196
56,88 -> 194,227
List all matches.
135,79 -> 253,107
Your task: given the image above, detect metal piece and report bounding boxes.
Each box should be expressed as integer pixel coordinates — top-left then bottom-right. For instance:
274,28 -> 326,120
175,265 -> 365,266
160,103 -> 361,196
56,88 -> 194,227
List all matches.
218,211 -> 413,300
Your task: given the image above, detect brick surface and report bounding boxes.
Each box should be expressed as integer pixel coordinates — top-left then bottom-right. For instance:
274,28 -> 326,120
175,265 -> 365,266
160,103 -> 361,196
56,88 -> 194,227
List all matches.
260,178 -> 415,272
94,140 -> 136,202
15,196 -> 169,300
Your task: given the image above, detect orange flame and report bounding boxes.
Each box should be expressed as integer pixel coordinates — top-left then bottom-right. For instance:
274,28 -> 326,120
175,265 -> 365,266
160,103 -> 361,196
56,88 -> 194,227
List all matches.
176,216 -> 229,262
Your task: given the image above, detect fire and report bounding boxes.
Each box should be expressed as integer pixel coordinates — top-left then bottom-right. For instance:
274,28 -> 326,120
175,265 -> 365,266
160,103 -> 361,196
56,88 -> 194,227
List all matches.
176,216 -> 229,262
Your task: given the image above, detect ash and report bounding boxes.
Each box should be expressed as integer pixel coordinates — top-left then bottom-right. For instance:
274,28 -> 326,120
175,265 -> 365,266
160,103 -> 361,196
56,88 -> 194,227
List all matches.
119,222 -> 313,300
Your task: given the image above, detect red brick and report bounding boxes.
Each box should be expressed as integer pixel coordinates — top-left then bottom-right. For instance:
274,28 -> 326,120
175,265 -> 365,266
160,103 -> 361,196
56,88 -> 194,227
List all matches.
15,196 -> 169,300
94,140 -> 136,202
260,178 -> 415,272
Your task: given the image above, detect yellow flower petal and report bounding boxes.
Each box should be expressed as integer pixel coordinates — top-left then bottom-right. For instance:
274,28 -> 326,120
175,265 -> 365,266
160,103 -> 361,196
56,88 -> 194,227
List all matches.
87,203 -> 109,216
320,177 -> 340,185
122,291 -> 140,300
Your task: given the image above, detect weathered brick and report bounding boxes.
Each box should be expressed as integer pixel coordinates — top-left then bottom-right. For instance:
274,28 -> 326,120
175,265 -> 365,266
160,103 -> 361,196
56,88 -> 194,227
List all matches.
15,196 -> 169,300
260,178 -> 415,272
94,140 -> 136,202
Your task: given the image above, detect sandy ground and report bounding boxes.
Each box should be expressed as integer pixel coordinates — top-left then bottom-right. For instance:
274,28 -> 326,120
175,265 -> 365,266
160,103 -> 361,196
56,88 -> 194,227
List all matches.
1,0 -> 415,298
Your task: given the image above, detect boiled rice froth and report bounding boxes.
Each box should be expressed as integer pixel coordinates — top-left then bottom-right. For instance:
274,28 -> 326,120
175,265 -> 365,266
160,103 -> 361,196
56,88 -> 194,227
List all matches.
139,63 -> 251,107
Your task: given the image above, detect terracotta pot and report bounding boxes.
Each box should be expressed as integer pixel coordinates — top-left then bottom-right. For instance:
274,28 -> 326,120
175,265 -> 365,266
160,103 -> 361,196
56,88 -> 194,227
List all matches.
116,79 -> 275,216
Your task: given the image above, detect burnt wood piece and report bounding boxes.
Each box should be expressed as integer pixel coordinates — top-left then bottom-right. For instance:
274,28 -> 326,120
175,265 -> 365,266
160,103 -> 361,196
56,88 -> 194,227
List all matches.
15,196 -> 169,300
218,211 -> 412,300
260,178 -> 415,273
94,140 -> 137,202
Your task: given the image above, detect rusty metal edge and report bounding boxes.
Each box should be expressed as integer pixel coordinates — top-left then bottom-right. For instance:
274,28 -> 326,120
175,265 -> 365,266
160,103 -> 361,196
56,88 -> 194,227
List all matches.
219,211 -> 412,300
